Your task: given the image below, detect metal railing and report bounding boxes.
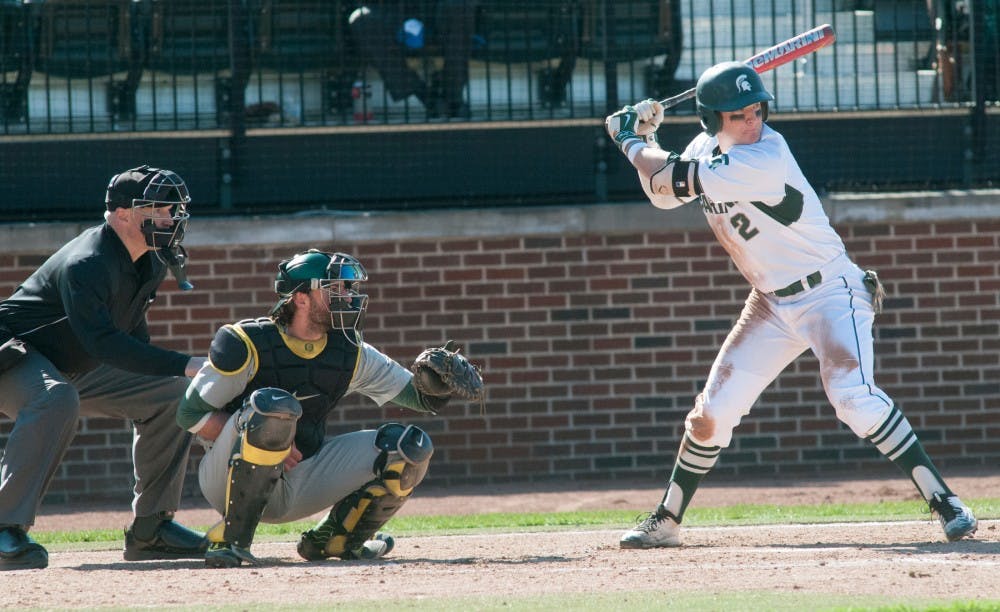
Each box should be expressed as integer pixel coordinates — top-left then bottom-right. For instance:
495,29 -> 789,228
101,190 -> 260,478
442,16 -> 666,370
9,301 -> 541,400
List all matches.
0,0 -> 996,135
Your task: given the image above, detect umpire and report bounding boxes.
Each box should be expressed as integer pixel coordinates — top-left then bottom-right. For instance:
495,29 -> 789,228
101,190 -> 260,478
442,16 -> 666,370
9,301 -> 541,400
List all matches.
0,165 -> 208,570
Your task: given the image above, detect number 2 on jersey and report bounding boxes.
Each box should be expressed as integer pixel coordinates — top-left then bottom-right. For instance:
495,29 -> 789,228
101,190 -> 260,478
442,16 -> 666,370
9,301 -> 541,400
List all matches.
730,213 -> 760,240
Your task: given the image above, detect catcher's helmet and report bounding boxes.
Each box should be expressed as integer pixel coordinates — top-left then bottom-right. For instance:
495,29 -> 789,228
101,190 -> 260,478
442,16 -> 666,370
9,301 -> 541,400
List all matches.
695,61 -> 774,136
272,249 -> 369,344
105,165 -> 191,249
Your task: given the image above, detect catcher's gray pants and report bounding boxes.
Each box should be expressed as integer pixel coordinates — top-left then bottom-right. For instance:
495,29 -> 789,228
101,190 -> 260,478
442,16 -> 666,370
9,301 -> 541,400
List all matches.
198,410 -> 382,523
0,349 -> 192,529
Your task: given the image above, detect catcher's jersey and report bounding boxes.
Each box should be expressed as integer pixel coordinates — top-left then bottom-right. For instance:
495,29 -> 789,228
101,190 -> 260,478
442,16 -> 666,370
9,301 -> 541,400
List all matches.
679,125 -> 846,293
177,330 -> 410,436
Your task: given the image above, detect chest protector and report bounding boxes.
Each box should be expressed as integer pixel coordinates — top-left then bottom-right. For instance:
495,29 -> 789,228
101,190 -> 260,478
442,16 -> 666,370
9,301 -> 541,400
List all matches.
224,318 -> 360,459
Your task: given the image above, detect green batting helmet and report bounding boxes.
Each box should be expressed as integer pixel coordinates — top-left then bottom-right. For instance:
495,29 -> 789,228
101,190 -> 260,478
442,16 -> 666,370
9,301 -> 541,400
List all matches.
695,61 -> 774,136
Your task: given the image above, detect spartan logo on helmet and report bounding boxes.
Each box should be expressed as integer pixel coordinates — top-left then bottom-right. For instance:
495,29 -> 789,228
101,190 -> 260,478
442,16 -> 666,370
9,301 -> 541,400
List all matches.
271,249 -> 369,346
695,61 -> 775,136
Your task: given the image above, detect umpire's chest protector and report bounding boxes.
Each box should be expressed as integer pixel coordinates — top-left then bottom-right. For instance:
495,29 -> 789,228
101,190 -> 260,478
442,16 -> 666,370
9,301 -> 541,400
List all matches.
226,318 -> 360,459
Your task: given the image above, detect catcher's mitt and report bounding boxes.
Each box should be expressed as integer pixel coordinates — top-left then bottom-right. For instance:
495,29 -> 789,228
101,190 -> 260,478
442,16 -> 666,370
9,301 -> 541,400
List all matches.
411,341 -> 485,412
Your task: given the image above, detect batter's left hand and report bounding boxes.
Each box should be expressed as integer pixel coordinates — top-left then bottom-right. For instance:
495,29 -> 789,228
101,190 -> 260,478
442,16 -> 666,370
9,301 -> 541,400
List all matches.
633,99 -> 664,135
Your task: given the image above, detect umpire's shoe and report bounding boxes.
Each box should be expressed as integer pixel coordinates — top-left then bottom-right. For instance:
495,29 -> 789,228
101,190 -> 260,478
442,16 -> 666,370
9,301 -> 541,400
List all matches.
929,493 -> 978,542
123,513 -> 208,561
620,505 -> 682,549
0,525 -> 48,570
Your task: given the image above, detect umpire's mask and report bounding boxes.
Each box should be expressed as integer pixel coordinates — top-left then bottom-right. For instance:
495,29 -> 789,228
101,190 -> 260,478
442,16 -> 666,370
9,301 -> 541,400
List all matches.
106,165 -> 192,250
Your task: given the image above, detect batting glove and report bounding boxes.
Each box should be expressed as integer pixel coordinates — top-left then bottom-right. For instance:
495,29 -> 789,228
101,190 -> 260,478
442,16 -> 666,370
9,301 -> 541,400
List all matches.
605,105 -> 640,145
633,98 -> 664,136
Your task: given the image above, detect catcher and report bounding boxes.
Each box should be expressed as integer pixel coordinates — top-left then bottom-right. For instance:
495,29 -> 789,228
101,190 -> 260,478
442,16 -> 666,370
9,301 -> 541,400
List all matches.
176,248 -> 484,568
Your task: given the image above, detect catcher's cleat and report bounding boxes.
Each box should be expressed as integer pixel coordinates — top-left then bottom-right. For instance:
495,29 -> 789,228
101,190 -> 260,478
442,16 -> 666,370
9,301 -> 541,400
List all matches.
929,493 -> 978,542
341,533 -> 395,560
620,506 -> 681,549
0,526 -> 48,570
298,531 -> 395,562
123,517 -> 208,561
204,542 -> 261,568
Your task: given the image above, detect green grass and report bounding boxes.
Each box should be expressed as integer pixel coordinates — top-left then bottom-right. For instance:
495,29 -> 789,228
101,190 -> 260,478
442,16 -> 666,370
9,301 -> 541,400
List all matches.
346,594 -> 1000,612
31,497 -> 1000,546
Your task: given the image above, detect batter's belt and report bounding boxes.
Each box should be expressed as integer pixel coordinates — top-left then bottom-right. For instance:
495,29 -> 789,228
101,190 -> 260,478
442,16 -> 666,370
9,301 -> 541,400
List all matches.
771,271 -> 822,297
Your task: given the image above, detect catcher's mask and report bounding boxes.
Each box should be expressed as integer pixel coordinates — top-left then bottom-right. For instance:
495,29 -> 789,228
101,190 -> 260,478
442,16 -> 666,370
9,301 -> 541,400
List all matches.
272,249 -> 369,345
695,61 -> 773,136
106,165 -> 191,250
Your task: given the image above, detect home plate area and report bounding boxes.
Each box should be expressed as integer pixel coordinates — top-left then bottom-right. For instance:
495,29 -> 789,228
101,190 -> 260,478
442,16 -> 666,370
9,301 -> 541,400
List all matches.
6,519 -> 997,608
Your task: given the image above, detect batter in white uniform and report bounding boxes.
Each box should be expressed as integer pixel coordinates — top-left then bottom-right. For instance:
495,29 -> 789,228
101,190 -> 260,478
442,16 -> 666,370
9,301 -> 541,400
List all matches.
605,61 -> 978,548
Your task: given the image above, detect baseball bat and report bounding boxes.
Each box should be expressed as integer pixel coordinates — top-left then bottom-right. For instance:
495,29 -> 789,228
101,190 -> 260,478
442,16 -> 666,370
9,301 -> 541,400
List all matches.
659,23 -> 837,110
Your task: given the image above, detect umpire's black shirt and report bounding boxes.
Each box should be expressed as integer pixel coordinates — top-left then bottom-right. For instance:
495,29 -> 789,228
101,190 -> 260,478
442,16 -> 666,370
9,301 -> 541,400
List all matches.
0,223 -> 190,376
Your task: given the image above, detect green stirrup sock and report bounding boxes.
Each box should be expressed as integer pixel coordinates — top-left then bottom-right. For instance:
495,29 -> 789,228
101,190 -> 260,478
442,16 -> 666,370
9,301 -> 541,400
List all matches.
660,434 -> 721,522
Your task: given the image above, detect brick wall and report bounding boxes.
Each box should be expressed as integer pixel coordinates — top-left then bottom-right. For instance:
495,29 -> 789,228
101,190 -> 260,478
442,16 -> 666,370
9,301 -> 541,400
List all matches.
1,196 -> 998,504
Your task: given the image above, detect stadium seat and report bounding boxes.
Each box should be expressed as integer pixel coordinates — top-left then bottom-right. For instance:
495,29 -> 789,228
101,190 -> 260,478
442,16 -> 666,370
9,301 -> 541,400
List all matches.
473,1 -> 580,64
578,0 -> 683,107
578,0 -> 681,65
473,1 -> 581,107
0,0 -> 35,121
148,0 -> 233,74
149,0 -> 253,124
34,0 -> 146,119
255,0 -> 345,73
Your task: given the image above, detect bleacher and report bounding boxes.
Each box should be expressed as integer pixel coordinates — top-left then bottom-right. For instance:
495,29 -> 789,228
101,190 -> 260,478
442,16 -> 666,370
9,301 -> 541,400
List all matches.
0,0 -> 968,133
0,0 -> 994,216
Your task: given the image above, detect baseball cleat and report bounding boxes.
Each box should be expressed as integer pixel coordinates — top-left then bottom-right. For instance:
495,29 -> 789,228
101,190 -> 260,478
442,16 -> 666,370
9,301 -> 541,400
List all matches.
342,533 -> 395,560
123,517 -> 208,561
0,526 -> 48,570
929,493 -> 978,542
620,506 -> 681,549
205,543 -> 241,568
297,531 -> 395,561
204,542 -> 261,568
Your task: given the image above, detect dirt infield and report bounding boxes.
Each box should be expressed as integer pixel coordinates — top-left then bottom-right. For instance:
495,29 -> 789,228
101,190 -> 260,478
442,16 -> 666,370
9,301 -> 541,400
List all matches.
12,471 -> 1000,608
